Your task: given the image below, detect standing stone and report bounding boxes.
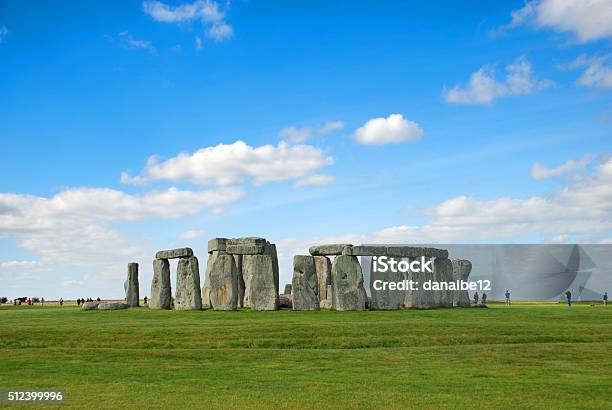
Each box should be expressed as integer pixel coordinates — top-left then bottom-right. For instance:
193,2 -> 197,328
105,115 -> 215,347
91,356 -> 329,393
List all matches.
283,284 -> 292,295
265,244 -> 280,301
331,255 -> 367,311
150,259 -> 171,309
234,254 -> 245,308
452,259 -> 472,307
314,256 -> 332,303
175,256 -> 202,310
243,254 -> 277,310
433,258 -> 454,308
292,255 -> 319,310
320,285 -> 333,309
370,257 -> 404,310
202,251 -> 220,308
404,257 -> 435,309
125,262 -> 139,307
209,254 -> 238,310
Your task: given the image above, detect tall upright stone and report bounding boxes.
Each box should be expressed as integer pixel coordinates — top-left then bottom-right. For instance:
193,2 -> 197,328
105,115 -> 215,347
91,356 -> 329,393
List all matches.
452,259 -> 472,307
175,256 -> 202,310
233,254 -> 245,308
125,262 -> 139,307
202,251 -> 220,308
265,243 -> 280,300
150,258 -> 171,309
292,255 -> 319,310
433,258 -> 454,307
404,257 -> 436,309
370,257 -> 404,310
331,255 -> 367,311
314,256 -> 332,304
243,254 -> 277,310
210,254 -> 239,310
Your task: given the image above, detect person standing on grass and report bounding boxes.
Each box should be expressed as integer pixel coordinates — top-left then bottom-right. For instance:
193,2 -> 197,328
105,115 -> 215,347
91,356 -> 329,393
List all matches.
41,297 -> 45,306
59,298 -> 64,306
565,290 -> 572,307
482,293 -> 487,305
473,292 -> 479,305
604,292 -> 608,307
505,290 -> 511,306
144,296 -> 148,305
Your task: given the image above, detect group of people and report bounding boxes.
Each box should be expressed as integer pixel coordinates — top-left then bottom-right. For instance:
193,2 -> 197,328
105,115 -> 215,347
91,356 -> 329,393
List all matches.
76,297 -> 101,306
473,292 -> 488,305
13,297 -> 45,306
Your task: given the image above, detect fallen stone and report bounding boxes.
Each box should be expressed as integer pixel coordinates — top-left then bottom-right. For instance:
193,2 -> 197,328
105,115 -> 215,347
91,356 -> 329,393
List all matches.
150,258 -> 172,309
433,258 -> 454,307
386,246 -> 449,259
309,244 -> 353,256
284,283 -> 292,294
155,247 -> 193,260
175,256 -> 202,310
342,245 -> 387,256
125,262 -> 139,307
243,254 -> 277,310
370,257 -> 404,310
314,256 -> 332,303
81,301 -> 100,310
452,259 -> 472,307
292,255 -> 319,310
331,255 -> 367,311
208,238 -> 228,253
97,302 -> 128,310
210,254 -> 239,310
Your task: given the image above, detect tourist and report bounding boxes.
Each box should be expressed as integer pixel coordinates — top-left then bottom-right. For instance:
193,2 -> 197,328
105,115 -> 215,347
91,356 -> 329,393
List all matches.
482,293 -> 487,305
41,297 -> 45,305
77,298 -> 81,306
27,298 -> 32,306
473,292 -> 479,305
144,296 -> 148,305
59,298 -> 64,306
505,290 -> 511,306
564,290 -> 572,307
96,297 -> 101,302
604,292 -> 608,307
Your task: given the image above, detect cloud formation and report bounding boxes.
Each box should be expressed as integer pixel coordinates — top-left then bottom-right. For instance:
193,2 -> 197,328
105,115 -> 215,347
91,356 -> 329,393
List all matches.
143,0 -> 233,41
291,174 -> 335,188
500,0 -> 612,43
530,158 -> 589,180
566,54 -> 612,89
118,31 -> 155,53
279,121 -> 344,143
443,56 -> 552,104
121,140 -> 334,186
353,114 -> 423,145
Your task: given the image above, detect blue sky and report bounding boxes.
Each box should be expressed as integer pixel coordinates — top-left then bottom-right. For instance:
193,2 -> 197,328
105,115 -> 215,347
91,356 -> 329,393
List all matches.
1,0 -> 611,299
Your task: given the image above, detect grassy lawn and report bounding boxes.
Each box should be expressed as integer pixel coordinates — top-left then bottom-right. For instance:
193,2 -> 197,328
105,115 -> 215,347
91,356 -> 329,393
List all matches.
0,303 -> 611,409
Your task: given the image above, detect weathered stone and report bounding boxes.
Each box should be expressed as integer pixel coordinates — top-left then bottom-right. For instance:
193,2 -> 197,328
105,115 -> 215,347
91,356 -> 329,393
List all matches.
243,254 -> 277,310
234,254 -> 245,308
202,251 -> 220,308
319,290 -> 333,309
210,254 -> 238,310
309,244 -> 353,256
314,256 -> 332,303
342,245 -> 387,256
370,257 -> 404,310
150,259 -> 171,309
226,243 -> 266,255
265,244 -> 280,298
125,262 -> 139,307
433,258 -> 454,307
278,294 -> 292,309
292,255 -> 319,310
331,255 -> 367,311
208,238 -> 228,253
81,301 -> 100,310
404,258 -> 435,309
452,259 -> 472,307
97,302 -> 128,310
227,237 -> 267,246
386,246 -> 449,259
155,247 -> 193,260
283,283 -> 292,295
175,256 -> 202,310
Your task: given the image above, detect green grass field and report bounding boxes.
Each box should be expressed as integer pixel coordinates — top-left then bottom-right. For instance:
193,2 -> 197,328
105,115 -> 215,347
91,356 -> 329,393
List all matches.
1,303 -> 611,409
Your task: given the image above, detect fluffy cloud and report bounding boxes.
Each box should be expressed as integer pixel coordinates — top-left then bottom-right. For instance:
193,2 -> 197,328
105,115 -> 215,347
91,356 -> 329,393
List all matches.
0,26 -> 7,44
530,158 -> 589,180
501,0 -> 612,43
291,174 -> 335,188
118,31 -> 155,53
566,55 -> 612,89
279,120 -> 344,143
443,56 -> 552,104
179,230 -> 205,239
121,140 -> 334,186
353,114 -> 423,145
143,0 -> 233,42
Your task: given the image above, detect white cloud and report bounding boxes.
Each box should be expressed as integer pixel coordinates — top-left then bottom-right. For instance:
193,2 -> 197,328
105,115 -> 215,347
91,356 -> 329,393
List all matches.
500,0 -> 612,43
195,36 -> 203,50
353,114 -> 423,145
121,140 -> 334,186
530,158 -> 589,180
443,56 -> 552,104
118,31 -> 155,53
0,26 -> 7,44
566,55 -> 612,89
143,0 -> 233,42
279,120 -> 344,143
179,230 -> 205,239
291,174 -> 335,188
